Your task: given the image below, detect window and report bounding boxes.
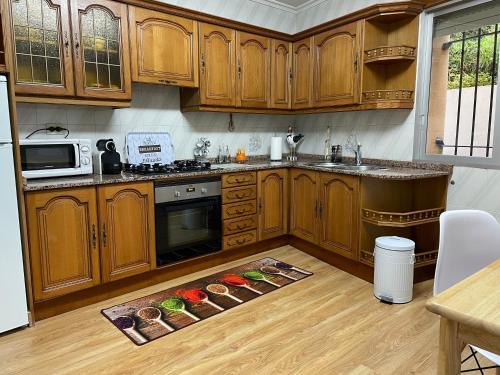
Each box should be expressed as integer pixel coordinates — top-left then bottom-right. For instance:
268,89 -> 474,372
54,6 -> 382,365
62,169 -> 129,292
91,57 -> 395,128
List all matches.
415,0 -> 500,167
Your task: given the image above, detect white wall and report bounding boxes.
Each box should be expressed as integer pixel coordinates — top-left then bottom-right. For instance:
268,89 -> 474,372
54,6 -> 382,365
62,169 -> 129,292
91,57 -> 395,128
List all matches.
17,84 -> 294,160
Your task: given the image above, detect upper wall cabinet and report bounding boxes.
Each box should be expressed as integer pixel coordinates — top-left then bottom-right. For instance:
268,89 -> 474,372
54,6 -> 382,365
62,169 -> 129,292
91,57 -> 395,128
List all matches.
292,37 -> 313,109
199,23 -> 236,107
236,32 -> 270,108
70,0 -> 131,100
128,7 -> 198,87
270,39 -> 291,109
313,21 -> 362,107
5,0 -> 131,102
7,0 -> 75,96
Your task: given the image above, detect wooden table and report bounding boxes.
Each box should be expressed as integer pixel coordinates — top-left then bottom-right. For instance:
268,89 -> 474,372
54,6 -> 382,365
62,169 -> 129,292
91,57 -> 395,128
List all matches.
426,259 -> 500,374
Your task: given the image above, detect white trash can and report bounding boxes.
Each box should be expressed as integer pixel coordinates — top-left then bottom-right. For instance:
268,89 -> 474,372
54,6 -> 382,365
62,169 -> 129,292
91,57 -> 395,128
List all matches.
373,236 -> 415,304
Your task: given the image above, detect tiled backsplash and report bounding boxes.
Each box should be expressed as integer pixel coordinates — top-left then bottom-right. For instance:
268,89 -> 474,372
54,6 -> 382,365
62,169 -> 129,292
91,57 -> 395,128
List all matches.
295,110 -> 415,161
16,84 -> 295,161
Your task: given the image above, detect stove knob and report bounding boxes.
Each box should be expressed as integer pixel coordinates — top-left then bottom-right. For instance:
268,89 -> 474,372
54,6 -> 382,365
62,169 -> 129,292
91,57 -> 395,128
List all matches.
80,145 -> 90,153
201,188 -> 208,194
174,191 -> 181,198
81,156 -> 90,165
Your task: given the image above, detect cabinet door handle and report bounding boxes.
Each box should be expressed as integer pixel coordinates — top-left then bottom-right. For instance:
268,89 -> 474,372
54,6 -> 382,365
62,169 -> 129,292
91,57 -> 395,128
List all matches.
258,198 -> 262,213
74,33 -> 80,58
319,202 -> 323,218
314,201 -> 318,218
64,32 -> 70,57
237,60 -> 241,79
354,52 -> 359,73
289,67 -> 293,80
201,53 -> 205,74
91,224 -> 97,249
102,224 -> 107,247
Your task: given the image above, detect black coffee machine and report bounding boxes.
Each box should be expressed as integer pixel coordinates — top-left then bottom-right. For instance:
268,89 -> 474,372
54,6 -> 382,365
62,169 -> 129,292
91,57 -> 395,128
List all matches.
94,139 -> 122,174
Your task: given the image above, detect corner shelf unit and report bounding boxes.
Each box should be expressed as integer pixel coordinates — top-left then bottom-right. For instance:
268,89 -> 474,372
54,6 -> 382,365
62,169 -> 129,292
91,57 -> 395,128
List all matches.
361,13 -> 418,108
359,176 -> 449,269
361,207 -> 445,227
360,249 -> 439,268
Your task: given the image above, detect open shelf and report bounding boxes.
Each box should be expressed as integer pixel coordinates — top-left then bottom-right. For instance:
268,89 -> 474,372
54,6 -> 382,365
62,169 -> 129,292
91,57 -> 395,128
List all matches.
360,249 -> 439,268
361,207 -> 445,227
364,45 -> 416,64
361,15 -> 418,108
362,89 -> 414,103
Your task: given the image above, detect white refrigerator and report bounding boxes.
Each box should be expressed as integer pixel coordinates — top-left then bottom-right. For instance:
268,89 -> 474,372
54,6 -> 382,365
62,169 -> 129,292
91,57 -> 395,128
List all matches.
0,75 -> 29,333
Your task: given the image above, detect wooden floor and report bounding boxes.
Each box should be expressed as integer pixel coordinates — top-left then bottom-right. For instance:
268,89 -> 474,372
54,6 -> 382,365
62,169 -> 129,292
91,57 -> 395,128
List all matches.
0,246 -> 495,374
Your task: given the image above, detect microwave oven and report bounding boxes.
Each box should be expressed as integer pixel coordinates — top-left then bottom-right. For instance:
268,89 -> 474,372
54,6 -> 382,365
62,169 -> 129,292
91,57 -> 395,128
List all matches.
19,139 -> 93,179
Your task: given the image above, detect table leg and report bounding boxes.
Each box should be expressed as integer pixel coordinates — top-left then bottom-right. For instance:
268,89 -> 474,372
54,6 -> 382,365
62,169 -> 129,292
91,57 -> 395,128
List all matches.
437,317 -> 462,375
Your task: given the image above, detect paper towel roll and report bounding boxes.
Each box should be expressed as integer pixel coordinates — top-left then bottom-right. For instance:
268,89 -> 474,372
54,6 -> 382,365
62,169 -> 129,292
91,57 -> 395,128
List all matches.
270,137 -> 282,161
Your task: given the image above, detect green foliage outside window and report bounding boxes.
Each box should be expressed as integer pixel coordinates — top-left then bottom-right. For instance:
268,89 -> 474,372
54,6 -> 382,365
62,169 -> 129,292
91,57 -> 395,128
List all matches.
447,25 -> 500,89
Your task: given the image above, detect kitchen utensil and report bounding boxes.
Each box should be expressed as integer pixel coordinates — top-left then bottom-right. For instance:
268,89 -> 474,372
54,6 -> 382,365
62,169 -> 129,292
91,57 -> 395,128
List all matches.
136,307 -> 175,332
176,289 -> 224,311
113,316 -> 147,344
243,270 -> 281,287
206,283 -> 243,303
274,261 -> 312,275
220,274 -> 263,295
160,298 -> 200,321
260,265 -> 298,281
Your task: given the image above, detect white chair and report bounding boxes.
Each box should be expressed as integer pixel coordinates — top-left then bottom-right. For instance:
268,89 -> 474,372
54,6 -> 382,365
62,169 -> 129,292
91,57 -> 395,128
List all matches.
435,210 -> 500,373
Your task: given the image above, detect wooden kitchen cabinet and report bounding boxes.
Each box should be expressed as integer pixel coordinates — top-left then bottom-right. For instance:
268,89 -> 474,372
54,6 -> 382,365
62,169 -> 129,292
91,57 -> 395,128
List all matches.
71,0 -> 131,100
318,173 -> 360,259
257,169 -> 288,240
198,23 -> 236,106
128,7 -> 198,87
26,187 -> 101,301
236,31 -> 270,108
289,169 -> 318,243
97,182 -> 156,283
313,21 -> 362,107
7,0 -> 75,96
292,37 -> 313,109
270,39 -> 291,109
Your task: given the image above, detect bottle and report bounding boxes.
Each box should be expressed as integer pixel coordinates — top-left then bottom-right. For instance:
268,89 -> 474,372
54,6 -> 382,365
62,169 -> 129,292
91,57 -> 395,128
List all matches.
225,145 -> 231,163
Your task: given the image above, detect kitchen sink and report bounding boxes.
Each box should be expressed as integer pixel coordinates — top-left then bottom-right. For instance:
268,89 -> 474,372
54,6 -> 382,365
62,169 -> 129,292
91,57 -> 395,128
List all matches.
306,162 -> 388,171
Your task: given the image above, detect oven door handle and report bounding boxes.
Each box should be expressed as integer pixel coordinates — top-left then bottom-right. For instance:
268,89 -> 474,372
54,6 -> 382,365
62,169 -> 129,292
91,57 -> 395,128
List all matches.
73,144 -> 81,168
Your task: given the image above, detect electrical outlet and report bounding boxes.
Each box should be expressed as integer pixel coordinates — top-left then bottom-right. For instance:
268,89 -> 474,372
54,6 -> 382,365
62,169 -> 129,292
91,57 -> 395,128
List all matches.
45,124 -> 67,136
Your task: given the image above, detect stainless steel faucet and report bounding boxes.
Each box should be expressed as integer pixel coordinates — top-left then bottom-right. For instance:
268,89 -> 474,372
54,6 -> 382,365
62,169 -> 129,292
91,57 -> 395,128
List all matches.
354,143 -> 362,166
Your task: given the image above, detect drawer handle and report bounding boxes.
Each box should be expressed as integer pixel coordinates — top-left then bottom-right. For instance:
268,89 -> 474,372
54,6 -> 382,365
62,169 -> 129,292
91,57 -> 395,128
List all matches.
236,238 -> 246,245
235,208 -> 245,214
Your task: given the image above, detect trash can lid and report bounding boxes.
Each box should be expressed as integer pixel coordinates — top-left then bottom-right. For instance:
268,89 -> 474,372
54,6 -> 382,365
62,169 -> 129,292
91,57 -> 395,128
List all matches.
375,236 -> 415,251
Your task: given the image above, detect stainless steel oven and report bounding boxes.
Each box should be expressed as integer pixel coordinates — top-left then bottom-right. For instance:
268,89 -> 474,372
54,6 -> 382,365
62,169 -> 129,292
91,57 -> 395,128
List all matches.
155,177 -> 222,267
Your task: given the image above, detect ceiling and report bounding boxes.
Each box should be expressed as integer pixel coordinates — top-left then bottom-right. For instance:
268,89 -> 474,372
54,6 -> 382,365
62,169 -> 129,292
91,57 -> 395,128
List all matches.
271,0 -> 314,8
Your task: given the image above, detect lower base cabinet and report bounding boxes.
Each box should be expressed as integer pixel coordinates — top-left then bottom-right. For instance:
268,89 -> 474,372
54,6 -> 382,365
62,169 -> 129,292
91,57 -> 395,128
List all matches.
289,169 -> 360,259
257,169 -> 288,240
98,183 -> 156,283
26,187 -> 101,301
26,182 -> 156,301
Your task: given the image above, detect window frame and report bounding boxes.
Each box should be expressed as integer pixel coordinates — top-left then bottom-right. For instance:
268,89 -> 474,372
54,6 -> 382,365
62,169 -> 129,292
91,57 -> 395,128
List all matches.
414,0 -> 500,169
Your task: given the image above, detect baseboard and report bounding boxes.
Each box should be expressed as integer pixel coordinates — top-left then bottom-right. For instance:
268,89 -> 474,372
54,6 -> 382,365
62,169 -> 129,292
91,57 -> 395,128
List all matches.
33,235 -> 288,321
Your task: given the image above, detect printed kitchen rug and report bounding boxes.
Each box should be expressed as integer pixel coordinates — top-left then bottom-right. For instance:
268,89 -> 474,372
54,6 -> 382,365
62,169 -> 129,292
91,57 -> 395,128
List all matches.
101,257 -> 313,345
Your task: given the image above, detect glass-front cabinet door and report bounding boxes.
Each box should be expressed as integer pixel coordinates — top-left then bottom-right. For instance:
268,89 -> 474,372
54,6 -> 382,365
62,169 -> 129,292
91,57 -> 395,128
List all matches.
9,0 -> 75,96
70,0 -> 131,100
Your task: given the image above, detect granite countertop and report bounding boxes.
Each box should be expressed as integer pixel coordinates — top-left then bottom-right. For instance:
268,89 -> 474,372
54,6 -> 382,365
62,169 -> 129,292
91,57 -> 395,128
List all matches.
23,157 -> 452,192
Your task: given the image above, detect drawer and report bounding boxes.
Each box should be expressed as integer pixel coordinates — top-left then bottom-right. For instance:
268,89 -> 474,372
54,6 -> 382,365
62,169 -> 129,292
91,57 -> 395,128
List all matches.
223,230 -> 257,250
222,185 -> 257,204
222,200 -> 257,220
223,214 -> 258,235
222,172 -> 257,188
